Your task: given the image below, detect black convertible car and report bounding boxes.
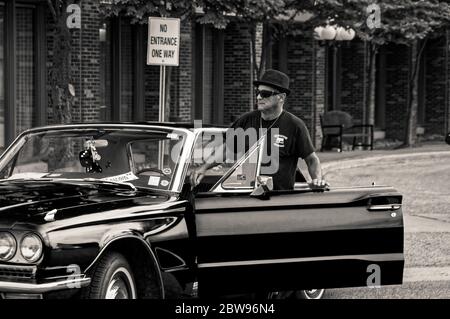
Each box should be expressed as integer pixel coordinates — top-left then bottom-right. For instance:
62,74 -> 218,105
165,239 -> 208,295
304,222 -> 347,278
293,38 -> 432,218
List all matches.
0,123 -> 404,299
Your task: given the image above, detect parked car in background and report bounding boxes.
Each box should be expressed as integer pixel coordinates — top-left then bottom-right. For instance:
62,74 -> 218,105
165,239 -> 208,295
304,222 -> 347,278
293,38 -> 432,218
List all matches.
0,123 -> 404,299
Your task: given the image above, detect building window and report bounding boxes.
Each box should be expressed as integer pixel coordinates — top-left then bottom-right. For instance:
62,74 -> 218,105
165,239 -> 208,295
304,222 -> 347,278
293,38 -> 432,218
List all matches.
108,17 -> 142,122
120,19 -> 133,121
99,22 -> 111,121
0,3 -> 4,148
15,6 -> 36,136
193,23 -> 224,124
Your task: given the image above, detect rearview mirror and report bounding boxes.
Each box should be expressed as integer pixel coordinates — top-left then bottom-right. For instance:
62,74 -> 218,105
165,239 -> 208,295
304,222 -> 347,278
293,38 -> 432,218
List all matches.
250,176 -> 273,200
446,132 -> 450,145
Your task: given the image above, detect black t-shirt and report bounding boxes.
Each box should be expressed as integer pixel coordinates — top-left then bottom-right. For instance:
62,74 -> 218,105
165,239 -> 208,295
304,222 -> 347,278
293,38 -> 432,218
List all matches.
228,110 -> 315,190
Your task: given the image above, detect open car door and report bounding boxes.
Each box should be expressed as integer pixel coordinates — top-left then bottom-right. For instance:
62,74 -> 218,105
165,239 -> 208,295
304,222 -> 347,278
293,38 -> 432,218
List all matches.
193,135 -> 404,296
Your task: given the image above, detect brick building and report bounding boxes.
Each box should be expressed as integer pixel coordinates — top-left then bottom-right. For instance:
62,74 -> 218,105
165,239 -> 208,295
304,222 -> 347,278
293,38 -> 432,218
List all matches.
1,0 -> 449,151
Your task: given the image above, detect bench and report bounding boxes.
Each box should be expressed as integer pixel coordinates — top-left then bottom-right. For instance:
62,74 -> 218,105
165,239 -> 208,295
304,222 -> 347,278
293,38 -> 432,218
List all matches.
320,111 -> 374,152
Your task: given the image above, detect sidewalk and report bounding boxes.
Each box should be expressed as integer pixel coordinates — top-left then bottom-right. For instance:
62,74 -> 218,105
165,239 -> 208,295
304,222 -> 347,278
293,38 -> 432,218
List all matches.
317,141 -> 450,164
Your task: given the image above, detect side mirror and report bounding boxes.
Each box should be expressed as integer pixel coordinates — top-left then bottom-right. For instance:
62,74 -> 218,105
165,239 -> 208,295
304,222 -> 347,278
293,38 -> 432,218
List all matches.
446,132 -> 450,145
250,176 -> 273,200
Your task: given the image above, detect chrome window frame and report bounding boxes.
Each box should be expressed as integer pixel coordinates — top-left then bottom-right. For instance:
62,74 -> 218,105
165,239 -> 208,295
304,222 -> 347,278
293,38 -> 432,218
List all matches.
190,128 -> 266,194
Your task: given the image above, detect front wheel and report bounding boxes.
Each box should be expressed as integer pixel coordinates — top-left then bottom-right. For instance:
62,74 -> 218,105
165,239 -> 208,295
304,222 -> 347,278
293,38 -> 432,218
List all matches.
81,252 -> 137,299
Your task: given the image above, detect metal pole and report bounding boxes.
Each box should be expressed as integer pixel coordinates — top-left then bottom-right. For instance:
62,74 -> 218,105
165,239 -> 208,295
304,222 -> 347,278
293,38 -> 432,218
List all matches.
159,65 -> 166,122
158,65 -> 166,169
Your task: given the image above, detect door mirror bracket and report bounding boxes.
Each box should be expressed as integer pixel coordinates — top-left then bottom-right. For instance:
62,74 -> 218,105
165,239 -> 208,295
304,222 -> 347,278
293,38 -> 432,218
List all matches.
250,176 -> 273,200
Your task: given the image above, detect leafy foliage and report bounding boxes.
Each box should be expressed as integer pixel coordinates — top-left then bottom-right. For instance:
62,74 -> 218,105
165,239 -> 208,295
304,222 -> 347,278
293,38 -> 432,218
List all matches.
99,0 -> 291,27
99,0 -> 194,23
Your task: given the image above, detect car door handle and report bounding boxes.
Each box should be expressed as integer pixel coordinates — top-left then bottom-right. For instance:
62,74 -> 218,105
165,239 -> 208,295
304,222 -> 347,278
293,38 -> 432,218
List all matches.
367,204 -> 402,211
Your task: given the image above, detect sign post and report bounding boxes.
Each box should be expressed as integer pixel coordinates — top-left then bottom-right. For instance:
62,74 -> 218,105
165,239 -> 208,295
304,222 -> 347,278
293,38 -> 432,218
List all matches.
147,17 -> 180,123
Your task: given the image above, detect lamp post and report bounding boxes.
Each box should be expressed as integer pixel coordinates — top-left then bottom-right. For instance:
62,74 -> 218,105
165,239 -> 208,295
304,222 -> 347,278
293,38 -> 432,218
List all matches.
315,24 -> 355,108
314,24 -> 357,150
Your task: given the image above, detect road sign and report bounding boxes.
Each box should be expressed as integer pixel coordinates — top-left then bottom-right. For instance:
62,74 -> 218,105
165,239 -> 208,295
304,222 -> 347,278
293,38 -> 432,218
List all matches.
147,17 -> 180,66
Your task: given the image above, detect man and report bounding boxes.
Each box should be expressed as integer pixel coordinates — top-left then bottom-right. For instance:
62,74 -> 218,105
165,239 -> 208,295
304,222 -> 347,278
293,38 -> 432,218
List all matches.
191,69 -> 328,190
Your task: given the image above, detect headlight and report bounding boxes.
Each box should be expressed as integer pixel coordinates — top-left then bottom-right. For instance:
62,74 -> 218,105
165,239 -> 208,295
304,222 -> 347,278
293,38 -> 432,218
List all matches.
20,233 -> 43,262
0,232 -> 17,261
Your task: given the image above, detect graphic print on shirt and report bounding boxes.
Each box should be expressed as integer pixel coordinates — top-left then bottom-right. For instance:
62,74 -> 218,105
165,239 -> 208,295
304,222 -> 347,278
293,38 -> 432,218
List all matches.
273,134 -> 287,148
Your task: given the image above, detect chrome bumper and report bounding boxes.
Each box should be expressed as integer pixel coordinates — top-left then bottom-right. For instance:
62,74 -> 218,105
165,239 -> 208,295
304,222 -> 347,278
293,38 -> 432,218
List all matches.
0,277 -> 91,294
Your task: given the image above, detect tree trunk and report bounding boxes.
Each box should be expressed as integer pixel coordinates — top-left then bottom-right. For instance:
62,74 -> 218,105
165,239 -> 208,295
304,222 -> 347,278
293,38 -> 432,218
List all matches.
367,43 -> 377,127
49,5 -> 73,124
250,22 -> 272,82
259,22 -> 272,79
250,23 -> 259,81
364,42 -> 377,146
404,39 -> 426,147
47,1 -> 74,171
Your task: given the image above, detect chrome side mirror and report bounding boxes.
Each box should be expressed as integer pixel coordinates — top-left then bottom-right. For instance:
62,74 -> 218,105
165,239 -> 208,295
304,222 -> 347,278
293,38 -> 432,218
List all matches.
446,132 -> 450,145
250,176 -> 274,199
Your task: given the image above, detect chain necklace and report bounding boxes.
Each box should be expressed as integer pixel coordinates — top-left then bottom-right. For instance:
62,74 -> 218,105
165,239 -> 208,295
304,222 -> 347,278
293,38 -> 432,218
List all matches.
259,110 -> 284,138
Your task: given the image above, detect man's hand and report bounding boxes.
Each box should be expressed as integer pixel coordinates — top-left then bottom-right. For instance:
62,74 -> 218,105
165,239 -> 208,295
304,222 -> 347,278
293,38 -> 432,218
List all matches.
309,178 -> 330,190
190,165 -> 208,189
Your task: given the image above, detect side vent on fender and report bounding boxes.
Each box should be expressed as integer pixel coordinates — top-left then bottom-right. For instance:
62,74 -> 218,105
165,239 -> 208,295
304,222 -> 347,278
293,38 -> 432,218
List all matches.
155,247 -> 187,271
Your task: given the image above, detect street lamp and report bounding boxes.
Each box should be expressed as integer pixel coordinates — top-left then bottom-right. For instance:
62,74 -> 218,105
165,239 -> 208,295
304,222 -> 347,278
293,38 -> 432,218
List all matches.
314,24 -> 355,133
314,25 -> 355,41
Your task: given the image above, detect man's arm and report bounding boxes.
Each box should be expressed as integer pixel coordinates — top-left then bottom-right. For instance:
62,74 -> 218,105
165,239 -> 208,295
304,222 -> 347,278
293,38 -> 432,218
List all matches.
189,143 -> 225,188
304,152 -> 329,188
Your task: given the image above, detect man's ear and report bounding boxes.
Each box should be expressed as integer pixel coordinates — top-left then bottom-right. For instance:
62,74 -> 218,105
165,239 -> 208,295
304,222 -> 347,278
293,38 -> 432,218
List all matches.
279,93 -> 287,101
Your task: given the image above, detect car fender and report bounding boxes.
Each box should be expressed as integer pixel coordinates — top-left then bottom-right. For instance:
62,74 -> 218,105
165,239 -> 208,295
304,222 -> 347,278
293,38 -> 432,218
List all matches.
84,233 -> 165,299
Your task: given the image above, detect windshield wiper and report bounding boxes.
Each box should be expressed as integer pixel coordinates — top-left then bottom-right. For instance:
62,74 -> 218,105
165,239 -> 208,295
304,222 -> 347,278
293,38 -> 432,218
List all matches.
80,178 -> 137,192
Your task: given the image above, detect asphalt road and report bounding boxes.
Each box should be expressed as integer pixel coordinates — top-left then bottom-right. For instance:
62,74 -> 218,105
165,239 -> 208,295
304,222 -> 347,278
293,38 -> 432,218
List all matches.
320,152 -> 450,298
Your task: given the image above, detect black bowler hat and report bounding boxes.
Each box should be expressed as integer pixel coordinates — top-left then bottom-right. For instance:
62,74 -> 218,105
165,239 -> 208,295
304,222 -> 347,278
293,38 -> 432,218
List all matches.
253,69 -> 291,95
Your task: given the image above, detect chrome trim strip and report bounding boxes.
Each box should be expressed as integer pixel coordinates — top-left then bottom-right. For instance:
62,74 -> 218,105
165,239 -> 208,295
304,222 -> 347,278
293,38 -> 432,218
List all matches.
0,277 -> 91,293
173,129 -> 195,192
210,135 -> 265,193
255,135 -> 265,179
197,253 -> 404,268
155,247 -> 187,271
367,204 -> 402,211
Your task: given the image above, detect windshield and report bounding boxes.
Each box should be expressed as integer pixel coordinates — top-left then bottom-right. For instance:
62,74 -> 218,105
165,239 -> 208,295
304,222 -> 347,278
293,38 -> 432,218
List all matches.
0,128 -> 186,191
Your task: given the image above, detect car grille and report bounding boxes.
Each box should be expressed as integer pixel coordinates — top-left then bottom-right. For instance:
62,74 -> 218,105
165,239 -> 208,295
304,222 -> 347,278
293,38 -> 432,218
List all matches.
0,265 -> 37,281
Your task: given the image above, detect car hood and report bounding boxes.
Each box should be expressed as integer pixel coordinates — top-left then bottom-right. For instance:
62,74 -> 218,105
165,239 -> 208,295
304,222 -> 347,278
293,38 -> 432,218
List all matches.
0,180 -> 171,228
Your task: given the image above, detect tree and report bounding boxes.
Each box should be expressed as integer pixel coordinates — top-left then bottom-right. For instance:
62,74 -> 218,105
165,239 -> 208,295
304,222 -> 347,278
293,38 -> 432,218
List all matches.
195,0 -> 288,80
377,1 -> 450,146
306,0 -> 450,147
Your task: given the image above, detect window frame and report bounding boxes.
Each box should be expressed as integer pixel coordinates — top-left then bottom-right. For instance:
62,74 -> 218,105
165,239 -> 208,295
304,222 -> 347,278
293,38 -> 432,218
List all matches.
209,134 -> 266,193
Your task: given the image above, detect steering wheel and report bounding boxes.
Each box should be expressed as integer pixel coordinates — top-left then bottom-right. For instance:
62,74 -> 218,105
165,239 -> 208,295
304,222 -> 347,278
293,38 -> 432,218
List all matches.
135,167 -> 169,177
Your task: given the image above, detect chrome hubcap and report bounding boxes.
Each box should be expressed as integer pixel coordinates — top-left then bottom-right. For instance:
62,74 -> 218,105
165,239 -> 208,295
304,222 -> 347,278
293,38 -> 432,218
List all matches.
105,267 -> 136,299
303,289 -> 324,299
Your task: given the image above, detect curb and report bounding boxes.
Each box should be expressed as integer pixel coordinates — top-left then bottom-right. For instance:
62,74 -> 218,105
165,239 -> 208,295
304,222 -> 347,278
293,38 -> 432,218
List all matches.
322,151 -> 450,171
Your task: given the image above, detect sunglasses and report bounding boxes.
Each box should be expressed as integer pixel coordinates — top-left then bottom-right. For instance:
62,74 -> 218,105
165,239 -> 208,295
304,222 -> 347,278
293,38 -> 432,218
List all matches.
255,89 -> 280,99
